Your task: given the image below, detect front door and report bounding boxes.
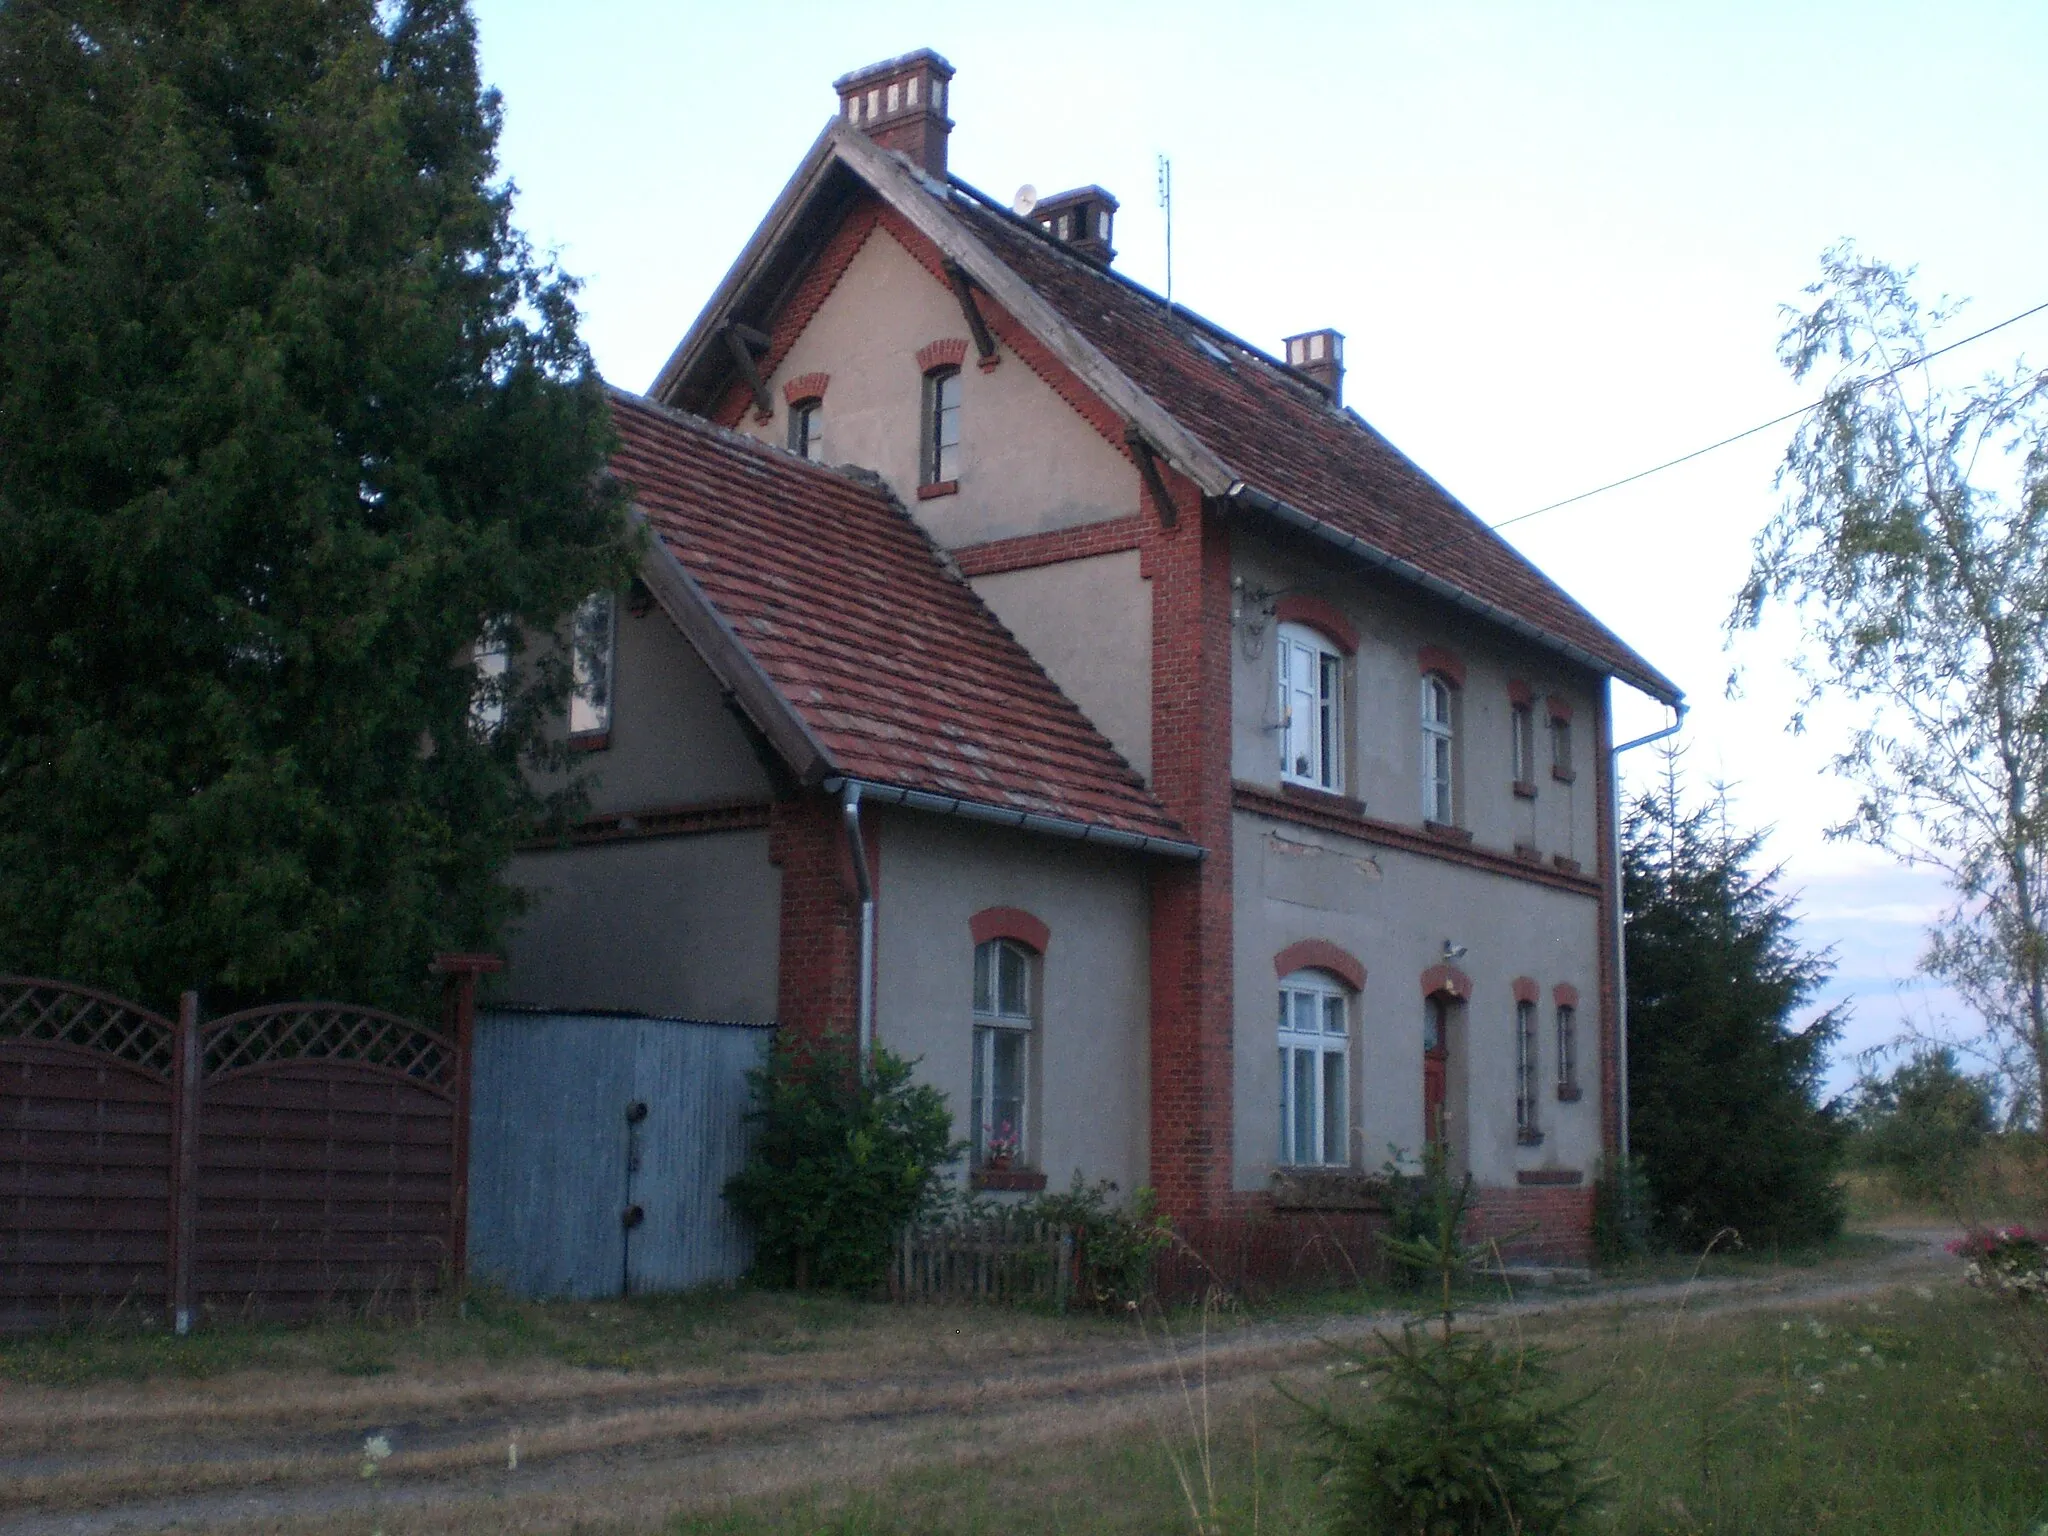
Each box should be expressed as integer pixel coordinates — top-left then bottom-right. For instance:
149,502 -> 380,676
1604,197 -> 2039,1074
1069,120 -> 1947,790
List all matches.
1423,996 -> 1449,1148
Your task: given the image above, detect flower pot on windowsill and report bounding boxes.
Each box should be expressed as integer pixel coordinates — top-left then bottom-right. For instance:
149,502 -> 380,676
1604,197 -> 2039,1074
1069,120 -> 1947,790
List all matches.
985,1151 -> 1013,1171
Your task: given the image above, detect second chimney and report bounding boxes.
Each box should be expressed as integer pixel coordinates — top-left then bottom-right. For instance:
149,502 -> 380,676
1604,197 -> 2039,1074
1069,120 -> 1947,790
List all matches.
1032,186 -> 1119,265
835,50 -> 955,179
1283,329 -> 1345,407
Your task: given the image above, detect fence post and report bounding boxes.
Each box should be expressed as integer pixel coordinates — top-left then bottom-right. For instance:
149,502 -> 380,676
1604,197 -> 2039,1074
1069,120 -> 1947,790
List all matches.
166,991 -> 200,1335
431,953 -> 501,1286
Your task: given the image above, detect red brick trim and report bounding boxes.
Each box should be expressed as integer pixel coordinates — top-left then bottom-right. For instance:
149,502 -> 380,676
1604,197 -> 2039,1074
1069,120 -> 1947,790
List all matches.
916,480 -> 959,500
1546,694 -> 1574,723
1424,820 -> 1475,846
970,905 -> 1050,953
1507,678 -> 1533,707
916,337 -> 970,374
1231,781 -> 1602,898
1516,1168 -> 1584,1186
712,200 -> 882,427
783,372 -> 830,405
1274,595 -> 1358,655
1553,982 -> 1581,1010
1551,765 -> 1577,785
1512,976 -> 1540,1005
1274,939 -> 1366,992
951,515 -> 1146,578
1551,854 -> 1581,874
971,1168 -> 1048,1192
518,797 -> 774,850
1420,963 -> 1473,1000
1418,644 -> 1467,688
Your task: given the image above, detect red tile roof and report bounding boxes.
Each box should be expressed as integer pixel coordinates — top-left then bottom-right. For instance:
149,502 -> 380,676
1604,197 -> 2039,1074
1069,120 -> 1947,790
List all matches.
949,193 -> 1679,703
606,390 -> 1193,849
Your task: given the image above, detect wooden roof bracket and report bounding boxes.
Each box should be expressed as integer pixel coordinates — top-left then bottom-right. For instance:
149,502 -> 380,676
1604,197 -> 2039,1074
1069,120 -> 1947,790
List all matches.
943,261 -> 1000,368
722,321 -> 774,417
1125,425 -> 1178,528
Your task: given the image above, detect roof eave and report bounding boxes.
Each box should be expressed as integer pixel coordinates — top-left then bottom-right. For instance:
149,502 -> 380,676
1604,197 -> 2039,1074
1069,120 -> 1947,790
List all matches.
821,775 -> 1204,861
1228,483 -> 1683,707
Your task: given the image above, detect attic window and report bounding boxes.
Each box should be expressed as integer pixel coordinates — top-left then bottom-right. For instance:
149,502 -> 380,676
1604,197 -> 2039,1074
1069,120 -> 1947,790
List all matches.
788,399 -> 824,463
921,366 -> 962,487
569,592 -> 616,740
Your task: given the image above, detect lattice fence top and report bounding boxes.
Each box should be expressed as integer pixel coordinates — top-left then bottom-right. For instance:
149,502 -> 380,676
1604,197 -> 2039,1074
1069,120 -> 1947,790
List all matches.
0,977 -> 176,1077
201,1004 -> 454,1090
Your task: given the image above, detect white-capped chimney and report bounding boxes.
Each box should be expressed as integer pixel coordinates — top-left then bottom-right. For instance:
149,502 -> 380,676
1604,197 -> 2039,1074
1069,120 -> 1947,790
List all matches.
834,50 -> 956,179
1031,185 -> 1119,266
1283,329 -> 1345,406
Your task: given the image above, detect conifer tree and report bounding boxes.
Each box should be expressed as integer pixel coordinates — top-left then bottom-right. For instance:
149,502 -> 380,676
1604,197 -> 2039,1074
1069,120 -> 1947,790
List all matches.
1625,751 -> 1847,1248
0,0 -> 634,1012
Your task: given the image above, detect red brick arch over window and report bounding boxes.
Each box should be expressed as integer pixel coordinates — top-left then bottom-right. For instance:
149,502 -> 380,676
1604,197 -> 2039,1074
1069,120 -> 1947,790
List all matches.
1552,982 -> 1580,1009
783,371 -> 830,405
1417,645 -> 1467,688
1420,963 -> 1473,1000
1546,695 -> 1575,723
916,337 -> 970,374
1273,939 -> 1366,992
1512,976 -> 1540,1005
1274,596 -> 1358,655
969,906 -> 1050,954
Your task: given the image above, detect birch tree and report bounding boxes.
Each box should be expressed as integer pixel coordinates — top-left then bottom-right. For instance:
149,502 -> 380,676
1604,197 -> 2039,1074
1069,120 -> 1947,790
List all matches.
1732,244 -> 2048,1142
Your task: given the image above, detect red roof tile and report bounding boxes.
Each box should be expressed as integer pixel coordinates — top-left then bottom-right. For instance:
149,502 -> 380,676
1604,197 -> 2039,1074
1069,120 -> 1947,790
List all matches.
606,390 -> 1193,848
949,193 -> 1679,703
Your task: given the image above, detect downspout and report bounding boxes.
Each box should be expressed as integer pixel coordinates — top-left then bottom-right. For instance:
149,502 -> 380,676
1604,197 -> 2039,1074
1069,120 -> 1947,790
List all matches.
841,781 -> 876,1078
1610,699 -> 1688,1161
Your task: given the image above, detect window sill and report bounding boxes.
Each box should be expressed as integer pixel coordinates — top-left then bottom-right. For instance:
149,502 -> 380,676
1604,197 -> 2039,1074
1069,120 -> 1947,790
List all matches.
1513,842 -> 1542,863
1555,1084 -> 1584,1103
1424,820 -> 1473,845
567,731 -> 611,753
971,1167 -> 1046,1192
1516,1128 -> 1545,1147
1550,766 -> 1577,784
1516,1167 -> 1583,1186
1280,780 -> 1363,815
917,479 -> 959,500
1512,780 -> 1538,800
1550,854 -> 1582,875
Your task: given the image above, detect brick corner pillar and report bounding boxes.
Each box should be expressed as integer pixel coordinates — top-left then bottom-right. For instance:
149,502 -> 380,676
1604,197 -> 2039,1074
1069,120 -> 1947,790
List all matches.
1143,475 -> 1237,1220
1592,676 -> 1623,1166
768,793 -> 876,1048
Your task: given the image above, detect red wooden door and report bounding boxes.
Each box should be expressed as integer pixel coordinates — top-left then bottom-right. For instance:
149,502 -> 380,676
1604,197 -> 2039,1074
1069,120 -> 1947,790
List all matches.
1423,998 -> 1449,1147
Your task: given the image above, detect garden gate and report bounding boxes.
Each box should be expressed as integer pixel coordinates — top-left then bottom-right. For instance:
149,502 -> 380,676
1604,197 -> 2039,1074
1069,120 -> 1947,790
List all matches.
0,973 -> 473,1332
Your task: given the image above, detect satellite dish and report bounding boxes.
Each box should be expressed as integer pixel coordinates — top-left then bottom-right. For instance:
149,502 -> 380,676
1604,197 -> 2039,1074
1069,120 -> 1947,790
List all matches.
1011,184 -> 1039,216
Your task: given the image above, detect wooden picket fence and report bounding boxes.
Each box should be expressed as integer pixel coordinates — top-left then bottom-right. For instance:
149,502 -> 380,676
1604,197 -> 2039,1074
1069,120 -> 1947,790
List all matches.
889,1217 -> 1078,1307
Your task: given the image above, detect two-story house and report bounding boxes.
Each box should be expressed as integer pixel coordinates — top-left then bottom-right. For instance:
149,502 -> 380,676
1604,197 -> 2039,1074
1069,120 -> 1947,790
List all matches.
501,50 -> 1682,1260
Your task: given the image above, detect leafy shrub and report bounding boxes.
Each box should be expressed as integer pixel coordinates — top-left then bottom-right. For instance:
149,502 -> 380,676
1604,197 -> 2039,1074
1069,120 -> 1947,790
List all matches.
724,1037 -> 959,1292
1290,1147 -> 1606,1534
1850,1048 -> 1998,1202
1592,1156 -> 1653,1266
1021,1176 -> 1173,1309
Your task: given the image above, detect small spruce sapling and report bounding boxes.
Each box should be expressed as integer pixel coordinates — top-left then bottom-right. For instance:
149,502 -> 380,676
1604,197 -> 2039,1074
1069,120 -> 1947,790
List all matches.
1289,1142 -> 1606,1535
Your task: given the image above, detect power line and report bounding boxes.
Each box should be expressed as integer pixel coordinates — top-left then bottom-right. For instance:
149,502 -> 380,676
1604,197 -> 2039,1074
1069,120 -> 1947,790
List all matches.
1488,296 -> 2048,534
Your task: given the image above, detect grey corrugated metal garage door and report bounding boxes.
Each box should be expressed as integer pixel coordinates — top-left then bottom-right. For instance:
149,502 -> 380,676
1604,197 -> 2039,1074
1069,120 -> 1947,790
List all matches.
467,1009 -> 770,1299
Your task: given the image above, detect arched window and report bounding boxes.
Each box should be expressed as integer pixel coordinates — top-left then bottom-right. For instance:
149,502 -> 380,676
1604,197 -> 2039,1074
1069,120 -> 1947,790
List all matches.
787,398 -> 824,462
1278,622 -> 1345,792
971,937 -> 1034,1167
1278,969 -> 1349,1166
1421,674 -> 1456,823
1515,997 -> 1541,1142
922,367 -> 962,486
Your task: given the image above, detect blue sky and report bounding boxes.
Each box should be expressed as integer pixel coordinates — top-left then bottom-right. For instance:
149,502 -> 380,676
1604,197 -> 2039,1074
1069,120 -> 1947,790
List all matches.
469,0 -> 2048,1092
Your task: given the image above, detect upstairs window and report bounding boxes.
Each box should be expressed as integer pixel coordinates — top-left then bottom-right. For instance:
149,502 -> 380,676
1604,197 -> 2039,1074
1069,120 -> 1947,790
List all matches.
1511,701 -> 1536,790
921,367 -> 962,485
1421,675 -> 1456,824
1515,999 -> 1541,1141
787,399 -> 824,463
1278,971 -> 1349,1166
1550,710 -> 1575,781
1278,624 -> 1344,792
971,938 -> 1034,1167
569,592 -> 616,739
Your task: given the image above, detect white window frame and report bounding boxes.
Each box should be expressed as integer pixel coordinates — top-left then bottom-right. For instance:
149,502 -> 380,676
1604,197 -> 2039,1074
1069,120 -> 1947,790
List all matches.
971,938 -> 1034,1167
1421,674 -> 1456,823
569,592 -> 616,739
1515,999 -> 1541,1139
1277,623 -> 1344,793
1278,970 -> 1350,1167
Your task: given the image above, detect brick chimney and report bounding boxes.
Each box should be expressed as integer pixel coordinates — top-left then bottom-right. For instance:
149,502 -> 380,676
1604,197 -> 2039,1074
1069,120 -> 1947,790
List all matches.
835,50 -> 955,179
1283,329 -> 1345,406
1031,186 -> 1118,265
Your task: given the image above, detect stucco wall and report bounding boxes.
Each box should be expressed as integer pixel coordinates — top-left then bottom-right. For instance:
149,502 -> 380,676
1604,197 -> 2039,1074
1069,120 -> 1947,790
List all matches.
1229,810 -> 1603,1192
873,811 -> 1152,1194
1228,526 -> 1601,867
533,598 -> 778,815
971,549 -> 1153,780
732,223 -> 1137,549
502,831 -> 780,1022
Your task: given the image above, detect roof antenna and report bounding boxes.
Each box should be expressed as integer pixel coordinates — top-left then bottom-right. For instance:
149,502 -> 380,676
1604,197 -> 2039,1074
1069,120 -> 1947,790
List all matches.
1155,153 -> 1173,308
